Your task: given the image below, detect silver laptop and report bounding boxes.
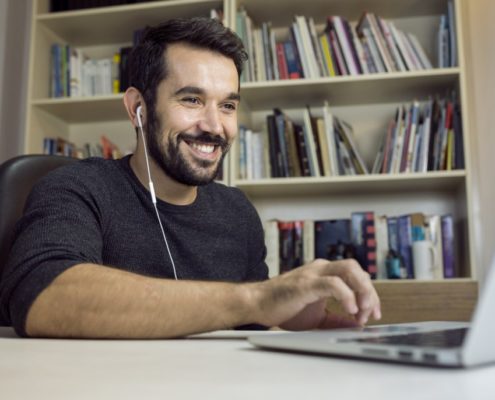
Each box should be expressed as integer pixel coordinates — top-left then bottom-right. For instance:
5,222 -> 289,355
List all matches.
248,263 -> 495,368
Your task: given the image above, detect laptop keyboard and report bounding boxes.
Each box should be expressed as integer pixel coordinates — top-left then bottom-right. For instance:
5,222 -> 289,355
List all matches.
348,328 -> 468,348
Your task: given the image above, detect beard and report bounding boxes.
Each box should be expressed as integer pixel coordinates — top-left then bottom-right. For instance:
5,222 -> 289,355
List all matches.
145,108 -> 230,186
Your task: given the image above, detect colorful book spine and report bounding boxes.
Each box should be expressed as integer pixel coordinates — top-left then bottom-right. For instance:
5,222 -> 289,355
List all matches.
397,215 -> 414,279
441,215 -> 456,278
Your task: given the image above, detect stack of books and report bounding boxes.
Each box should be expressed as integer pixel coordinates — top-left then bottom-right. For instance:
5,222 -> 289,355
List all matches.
238,95 -> 464,180
235,7 -> 447,83
264,212 -> 457,281
372,96 -> 464,174
43,135 -> 122,159
238,103 -> 368,179
438,1 -> 458,68
50,44 -> 126,98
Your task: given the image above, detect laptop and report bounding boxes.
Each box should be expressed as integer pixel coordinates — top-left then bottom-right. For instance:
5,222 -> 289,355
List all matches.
248,263 -> 495,368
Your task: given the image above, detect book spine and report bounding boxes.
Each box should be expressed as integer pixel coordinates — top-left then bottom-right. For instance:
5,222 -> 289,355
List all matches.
303,219 -> 315,264
266,115 -> 281,177
294,124 -> 312,177
375,215 -> 389,280
441,215 -> 456,278
263,220 -> 280,278
397,215 -> 414,279
283,41 -> 302,79
276,43 -> 289,80
331,16 -> 359,75
278,221 -> 295,274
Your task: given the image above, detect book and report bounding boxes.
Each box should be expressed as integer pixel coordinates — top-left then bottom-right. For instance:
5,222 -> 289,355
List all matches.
441,214 -> 456,278
335,118 -> 369,174
397,215 -> 414,279
303,220 -> 315,264
319,34 -> 337,77
377,17 -> 406,72
425,215 -> 445,279
283,40 -> 302,79
447,0 -> 458,67
374,215 -> 389,280
278,221 -> 295,274
351,211 -> 377,278
356,13 -> 394,72
315,219 -> 353,261
276,43 -> 289,80
278,221 -> 304,273
302,107 -> 321,177
263,220 -> 280,278
329,16 -> 360,75
266,115 -> 282,177
295,16 -> 320,78
293,123 -> 312,177
322,101 -> 339,176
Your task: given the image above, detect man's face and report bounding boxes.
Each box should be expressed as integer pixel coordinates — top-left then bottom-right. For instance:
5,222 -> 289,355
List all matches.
146,43 -> 240,186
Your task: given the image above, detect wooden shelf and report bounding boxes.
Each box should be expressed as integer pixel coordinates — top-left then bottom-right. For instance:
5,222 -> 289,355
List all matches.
31,68 -> 460,123
327,279 -> 478,324
234,170 -> 467,197
241,69 -> 460,110
36,0 -> 223,46
31,95 -> 127,123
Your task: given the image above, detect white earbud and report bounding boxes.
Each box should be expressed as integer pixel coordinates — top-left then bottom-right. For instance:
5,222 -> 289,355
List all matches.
136,105 -> 144,129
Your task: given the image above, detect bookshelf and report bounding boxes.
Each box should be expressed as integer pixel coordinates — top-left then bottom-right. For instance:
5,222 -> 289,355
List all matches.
25,0 -> 230,179
228,0 -> 476,286
24,1 -> 477,304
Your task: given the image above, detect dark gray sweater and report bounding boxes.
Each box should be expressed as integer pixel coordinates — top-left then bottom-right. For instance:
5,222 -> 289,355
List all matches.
0,156 -> 268,335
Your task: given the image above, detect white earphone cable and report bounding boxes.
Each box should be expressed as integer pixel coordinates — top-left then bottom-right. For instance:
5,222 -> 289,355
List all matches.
136,105 -> 178,280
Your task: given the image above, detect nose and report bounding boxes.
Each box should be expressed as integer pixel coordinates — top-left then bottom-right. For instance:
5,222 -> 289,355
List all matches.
198,104 -> 223,136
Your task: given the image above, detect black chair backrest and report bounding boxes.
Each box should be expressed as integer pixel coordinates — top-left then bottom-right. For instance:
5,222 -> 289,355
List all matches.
0,155 -> 77,279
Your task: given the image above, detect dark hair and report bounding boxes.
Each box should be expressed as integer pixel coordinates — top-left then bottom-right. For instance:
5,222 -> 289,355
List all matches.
128,17 -> 247,116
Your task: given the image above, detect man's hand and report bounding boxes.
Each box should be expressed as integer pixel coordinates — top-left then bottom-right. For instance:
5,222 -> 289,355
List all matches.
249,258 -> 381,330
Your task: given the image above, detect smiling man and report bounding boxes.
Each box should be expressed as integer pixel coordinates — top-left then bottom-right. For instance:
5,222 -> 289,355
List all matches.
0,18 -> 381,338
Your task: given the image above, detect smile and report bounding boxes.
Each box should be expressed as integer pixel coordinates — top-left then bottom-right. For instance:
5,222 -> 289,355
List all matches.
182,139 -> 221,161
190,142 -> 215,154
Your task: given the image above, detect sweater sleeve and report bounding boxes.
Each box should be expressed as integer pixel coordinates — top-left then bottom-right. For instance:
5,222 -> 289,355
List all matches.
0,167 -> 107,336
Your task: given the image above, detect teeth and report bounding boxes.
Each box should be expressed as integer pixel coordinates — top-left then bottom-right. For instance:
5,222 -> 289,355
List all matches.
190,142 -> 215,154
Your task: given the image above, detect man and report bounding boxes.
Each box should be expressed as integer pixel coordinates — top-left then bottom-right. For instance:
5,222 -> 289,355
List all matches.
0,18 -> 380,338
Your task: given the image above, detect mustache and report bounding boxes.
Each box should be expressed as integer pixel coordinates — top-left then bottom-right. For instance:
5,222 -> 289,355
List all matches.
177,132 -> 228,149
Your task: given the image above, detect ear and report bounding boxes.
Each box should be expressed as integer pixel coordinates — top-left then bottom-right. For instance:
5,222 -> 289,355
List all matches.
123,87 -> 146,128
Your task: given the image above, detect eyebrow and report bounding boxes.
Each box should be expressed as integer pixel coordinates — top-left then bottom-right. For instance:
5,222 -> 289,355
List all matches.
174,86 -> 241,102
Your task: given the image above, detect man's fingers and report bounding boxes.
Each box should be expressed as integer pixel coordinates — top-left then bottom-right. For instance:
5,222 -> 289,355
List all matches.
318,276 -> 359,316
313,259 -> 382,323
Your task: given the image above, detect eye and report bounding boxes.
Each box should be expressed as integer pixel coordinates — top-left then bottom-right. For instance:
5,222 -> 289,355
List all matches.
182,97 -> 201,105
222,102 -> 237,112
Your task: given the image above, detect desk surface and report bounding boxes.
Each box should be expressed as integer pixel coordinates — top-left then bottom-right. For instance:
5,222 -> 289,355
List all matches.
1,327 -> 494,400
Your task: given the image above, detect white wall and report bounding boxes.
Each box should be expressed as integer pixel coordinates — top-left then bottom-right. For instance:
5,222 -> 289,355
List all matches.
0,0 -> 31,163
0,0 -> 8,155
465,0 -> 495,284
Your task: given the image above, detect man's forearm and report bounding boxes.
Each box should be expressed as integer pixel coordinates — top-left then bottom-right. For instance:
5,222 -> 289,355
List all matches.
25,263 -> 256,338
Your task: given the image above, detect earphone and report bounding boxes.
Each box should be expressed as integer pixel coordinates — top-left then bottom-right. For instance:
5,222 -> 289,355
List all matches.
136,104 -> 178,280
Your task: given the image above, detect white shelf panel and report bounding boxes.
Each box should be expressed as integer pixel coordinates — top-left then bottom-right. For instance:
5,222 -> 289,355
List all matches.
36,0 -> 224,46
240,69 -> 461,110
234,170 -> 467,197
31,95 -> 128,123
31,69 -> 461,122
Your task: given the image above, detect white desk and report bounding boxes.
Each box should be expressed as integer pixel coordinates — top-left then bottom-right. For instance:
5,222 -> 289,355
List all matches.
1,327 -> 494,400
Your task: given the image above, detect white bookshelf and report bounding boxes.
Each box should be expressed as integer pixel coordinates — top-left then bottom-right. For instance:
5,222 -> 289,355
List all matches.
25,0 -> 229,178
228,0 -> 475,281
24,0 -> 476,285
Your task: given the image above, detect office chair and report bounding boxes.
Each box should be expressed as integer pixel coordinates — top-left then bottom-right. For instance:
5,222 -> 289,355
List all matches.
0,154 -> 77,326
